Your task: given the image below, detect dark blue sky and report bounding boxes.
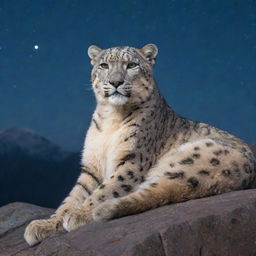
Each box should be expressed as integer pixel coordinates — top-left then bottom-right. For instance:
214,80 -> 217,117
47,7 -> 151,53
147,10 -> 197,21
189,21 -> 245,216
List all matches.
1,0 -> 256,150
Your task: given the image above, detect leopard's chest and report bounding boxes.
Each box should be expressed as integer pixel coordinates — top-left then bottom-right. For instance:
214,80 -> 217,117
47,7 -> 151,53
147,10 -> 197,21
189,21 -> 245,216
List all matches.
82,121 -> 125,180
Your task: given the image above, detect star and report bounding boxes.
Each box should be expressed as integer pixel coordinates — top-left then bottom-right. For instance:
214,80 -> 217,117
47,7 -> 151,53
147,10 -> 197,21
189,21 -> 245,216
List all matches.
34,45 -> 39,50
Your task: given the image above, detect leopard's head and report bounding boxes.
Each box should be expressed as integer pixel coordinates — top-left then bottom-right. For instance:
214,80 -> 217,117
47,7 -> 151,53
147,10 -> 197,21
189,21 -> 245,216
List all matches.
88,44 -> 158,106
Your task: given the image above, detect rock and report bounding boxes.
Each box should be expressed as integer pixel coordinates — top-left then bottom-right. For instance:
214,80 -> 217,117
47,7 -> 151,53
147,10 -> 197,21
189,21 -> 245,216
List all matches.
0,202 -> 53,256
1,190 -> 256,255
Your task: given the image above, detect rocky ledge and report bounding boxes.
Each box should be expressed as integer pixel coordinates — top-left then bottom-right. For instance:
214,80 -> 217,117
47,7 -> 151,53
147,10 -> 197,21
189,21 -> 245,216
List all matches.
1,189 -> 256,256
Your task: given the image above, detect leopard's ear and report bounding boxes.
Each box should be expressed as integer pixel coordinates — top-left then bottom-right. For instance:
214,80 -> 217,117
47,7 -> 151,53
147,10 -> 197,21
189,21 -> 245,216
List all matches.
140,44 -> 158,65
88,45 -> 102,64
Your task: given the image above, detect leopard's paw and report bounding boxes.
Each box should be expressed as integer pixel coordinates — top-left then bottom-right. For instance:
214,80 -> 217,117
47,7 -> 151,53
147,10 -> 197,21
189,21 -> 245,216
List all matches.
24,218 -> 60,246
63,209 -> 89,232
92,200 -> 120,222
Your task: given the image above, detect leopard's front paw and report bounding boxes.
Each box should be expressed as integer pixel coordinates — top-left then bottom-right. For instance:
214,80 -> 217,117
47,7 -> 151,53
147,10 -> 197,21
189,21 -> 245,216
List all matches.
24,218 -> 60,246
63,209 -> 90,232
92,200 -> 119,222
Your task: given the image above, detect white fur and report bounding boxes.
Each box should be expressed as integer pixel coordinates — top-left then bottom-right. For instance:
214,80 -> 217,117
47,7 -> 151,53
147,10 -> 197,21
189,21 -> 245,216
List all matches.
178,139 -> 215,152
139,175 -> 161,189
108,94 -> 128,105
62,216 -> 71,232
24,232 -> 38,246
82,113 -> 124,180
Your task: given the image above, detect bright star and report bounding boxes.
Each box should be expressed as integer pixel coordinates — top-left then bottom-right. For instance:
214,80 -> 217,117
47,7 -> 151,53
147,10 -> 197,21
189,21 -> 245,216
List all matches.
34,45 -> 39,50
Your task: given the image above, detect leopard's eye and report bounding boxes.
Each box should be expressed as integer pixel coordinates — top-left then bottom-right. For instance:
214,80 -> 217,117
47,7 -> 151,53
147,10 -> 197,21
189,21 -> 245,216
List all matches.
127,62 -> 138,69
100,63 -> 109,69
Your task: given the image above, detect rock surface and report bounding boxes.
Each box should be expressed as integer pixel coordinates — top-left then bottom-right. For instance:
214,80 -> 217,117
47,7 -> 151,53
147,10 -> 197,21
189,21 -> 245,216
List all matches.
0,203 -> 53,256
1,189 -> 256,256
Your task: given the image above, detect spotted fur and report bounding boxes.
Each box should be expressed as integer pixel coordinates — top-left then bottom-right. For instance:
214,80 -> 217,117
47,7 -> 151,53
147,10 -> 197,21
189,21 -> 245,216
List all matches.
24,44 -> 256,246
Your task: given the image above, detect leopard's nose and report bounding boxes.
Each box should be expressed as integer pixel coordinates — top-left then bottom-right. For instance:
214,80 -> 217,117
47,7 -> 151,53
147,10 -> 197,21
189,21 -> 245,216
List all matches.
109,80 -> 124,88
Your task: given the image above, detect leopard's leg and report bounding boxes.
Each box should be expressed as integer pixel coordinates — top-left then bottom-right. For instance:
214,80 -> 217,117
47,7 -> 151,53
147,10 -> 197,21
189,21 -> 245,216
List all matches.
62,150 -> 153,231
93,139 -> 256,221
24,164 -> 102,246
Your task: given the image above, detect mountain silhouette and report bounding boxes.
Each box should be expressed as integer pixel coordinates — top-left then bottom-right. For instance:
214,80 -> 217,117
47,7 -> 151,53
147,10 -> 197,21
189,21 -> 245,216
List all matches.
0,128 -> 81,208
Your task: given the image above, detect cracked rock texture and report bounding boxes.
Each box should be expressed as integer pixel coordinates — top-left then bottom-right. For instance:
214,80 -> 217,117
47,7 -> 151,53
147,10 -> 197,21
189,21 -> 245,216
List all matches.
1,189 -> 256,256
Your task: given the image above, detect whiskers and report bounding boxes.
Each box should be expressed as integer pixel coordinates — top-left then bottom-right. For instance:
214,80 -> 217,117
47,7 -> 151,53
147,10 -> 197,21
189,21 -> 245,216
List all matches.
92,81 -> 132,99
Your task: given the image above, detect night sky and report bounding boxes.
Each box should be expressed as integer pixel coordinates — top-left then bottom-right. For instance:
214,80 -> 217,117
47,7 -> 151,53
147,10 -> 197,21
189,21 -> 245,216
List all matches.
1,0 -> 256,151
